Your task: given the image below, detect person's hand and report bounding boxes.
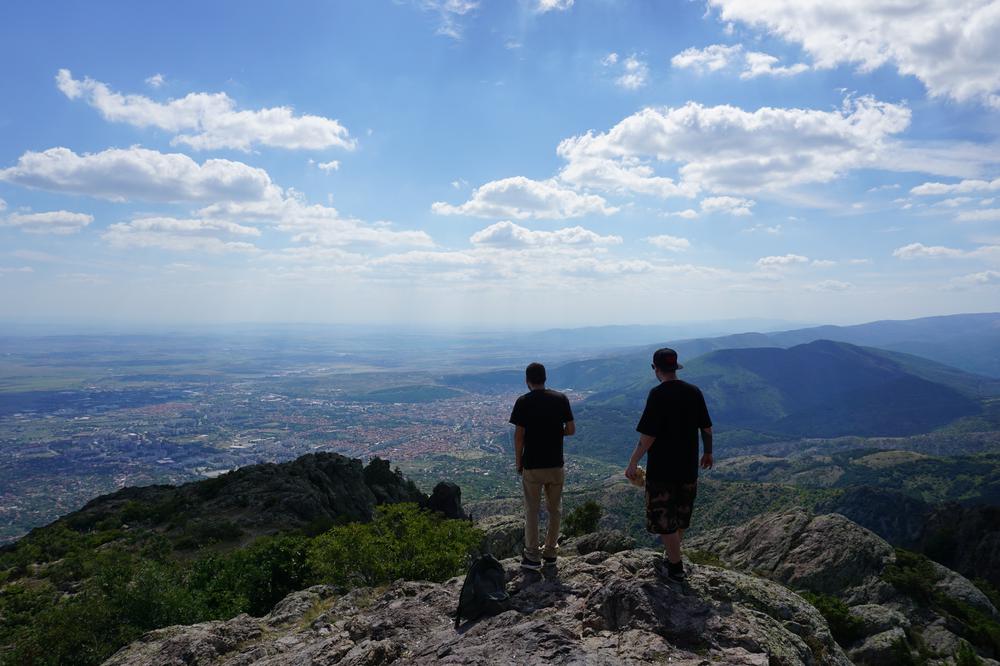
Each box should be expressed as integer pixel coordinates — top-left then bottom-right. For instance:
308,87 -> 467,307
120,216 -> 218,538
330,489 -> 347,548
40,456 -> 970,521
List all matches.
625,462 -> 637,481
700,453 -> 714,470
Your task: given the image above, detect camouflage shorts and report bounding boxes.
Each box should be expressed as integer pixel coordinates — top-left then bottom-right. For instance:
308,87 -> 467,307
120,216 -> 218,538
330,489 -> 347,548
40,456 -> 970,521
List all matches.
645,479 -> 698,534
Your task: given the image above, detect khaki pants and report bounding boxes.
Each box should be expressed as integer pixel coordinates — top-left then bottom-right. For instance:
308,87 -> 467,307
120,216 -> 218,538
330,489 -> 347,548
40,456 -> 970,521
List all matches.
522,467 -> 564,560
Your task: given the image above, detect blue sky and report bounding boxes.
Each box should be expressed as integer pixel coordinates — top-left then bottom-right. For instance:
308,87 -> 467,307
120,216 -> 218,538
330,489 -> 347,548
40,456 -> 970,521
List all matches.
1,0 -> 998,329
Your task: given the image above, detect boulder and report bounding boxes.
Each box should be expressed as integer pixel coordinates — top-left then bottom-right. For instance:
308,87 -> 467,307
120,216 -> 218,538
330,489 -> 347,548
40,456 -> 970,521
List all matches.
424,481 -> 467,520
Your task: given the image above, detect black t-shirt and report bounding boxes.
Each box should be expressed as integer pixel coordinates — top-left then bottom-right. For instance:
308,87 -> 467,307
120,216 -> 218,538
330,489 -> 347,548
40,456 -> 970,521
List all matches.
509,389 -> 574,469
635,380 -> 712,483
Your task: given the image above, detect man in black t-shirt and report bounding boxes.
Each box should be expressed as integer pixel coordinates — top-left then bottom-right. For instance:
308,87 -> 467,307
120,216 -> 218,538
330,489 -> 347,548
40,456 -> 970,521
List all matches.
625,348 -> 713,582
509,362 -> 575,571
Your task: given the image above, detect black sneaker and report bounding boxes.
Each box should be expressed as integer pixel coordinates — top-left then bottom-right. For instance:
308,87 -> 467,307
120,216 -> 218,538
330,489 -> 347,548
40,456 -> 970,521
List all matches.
520,556 -> 542,571
666,559 -> 685,582
543,556 -> 557,567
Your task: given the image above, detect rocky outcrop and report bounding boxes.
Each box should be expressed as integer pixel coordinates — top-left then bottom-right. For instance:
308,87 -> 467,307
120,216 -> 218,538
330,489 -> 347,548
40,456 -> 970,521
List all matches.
689,509 -> 1000,665
103,549 -> 850,666
59,453 -> 428,545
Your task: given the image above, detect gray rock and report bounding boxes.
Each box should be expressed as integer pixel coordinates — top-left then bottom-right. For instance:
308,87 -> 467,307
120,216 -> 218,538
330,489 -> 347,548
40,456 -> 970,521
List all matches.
848,627 -> 906,664
847,603 -> 910,635
477,514 -> 525,560
104,549 -> 851,666
931,561 -> 999,617
571,530 -> 636,555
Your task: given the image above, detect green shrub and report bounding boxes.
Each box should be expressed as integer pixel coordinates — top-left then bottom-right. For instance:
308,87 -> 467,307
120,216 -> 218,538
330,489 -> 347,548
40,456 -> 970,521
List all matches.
562,500 -> 602,538
801,591 -> 866,646
956,641 -> 983,666
308,503 -> 481,587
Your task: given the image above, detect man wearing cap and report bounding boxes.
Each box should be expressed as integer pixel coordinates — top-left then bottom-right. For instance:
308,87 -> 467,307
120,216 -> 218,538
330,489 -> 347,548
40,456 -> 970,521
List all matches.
510,362 -> 575,571
625,348 -> 713,582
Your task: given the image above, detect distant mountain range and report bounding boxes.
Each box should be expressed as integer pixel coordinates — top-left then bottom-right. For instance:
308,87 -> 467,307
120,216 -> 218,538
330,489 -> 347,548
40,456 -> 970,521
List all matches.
440,313 -> 1000,445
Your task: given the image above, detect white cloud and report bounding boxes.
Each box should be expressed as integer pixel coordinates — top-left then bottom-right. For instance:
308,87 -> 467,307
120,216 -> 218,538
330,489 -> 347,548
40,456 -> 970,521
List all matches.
316,160 -> 340,173
56,69 -> 356,152
757,254 -> 809,268
200,195 -> 434,248
672,44 -> 743,72
957,208 -> 1000,222
646,234 -> 691,252
0,198 -> 5,212
0,266 -> 33,275
555,96 -> 911,196
744,224 -> 782,235
0,146 -> 277,203
671,44 -> 807,79
102,217 -> 261,254
741,51 -> 809,79
707,0 -> 1000,107
893,242 -> 965,259
536,0 -> 573,12
952,270 -> 1000,286
911,177 -> 1000,196
807,279 -> 853,291
558,154 -> 693,199
145,73 -> 165,89
811,259 -> 837,267
431,176 -> 617,219
700,196 -> 755,216
933,197 -> 975,208
602,52 -> 619,66
615,55 -> 649,90
451,178 -> 468,189
2,210 -> 93,234
411,0 -> 479,40
469,220 -> 621,248
671,209 -> 699,219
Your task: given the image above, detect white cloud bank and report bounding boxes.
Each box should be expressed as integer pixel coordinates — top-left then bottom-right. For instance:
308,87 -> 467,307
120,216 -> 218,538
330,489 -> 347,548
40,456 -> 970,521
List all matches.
646,234 -> 691,252
707,0 -> 1000,107
0,146 -> 277,203
1,210 -> 93,234
432,176 -> 617,219
469,220 -> 620,248
536,0 -> 573,12
56,69 -> 356,152
556,96 -> 911,196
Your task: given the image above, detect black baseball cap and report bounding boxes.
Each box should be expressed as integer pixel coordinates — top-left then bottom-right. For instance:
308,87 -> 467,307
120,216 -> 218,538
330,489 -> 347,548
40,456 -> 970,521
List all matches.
652,348 -> 683,371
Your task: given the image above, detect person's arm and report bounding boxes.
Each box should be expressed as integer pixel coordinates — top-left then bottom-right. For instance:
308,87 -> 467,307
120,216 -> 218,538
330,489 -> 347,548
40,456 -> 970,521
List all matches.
700,426 -> 714,469
514,425 -> 526,474
563,420 -> 576,436
563,395 -> 575,436
625,434 -> 655,480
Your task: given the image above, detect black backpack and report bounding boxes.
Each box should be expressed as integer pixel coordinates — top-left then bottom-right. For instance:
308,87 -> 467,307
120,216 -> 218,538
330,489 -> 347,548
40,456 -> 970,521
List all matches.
454,554 -> 510,628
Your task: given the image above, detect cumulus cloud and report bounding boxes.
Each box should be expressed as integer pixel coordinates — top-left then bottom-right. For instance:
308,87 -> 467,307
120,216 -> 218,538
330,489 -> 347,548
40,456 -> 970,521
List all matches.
2,210 -> 93,234
145,73 -> 165,88
700,196 -> 755,216
892,242 -> 965,259
555,96 -> 911,196
756,254 -> 809,268
911,177 -> 1000,196
431,176 -> 617,219
56,69 -> 356,152
469,220 -> 621,248
671,43 -> 808,79
0,146 -> 277,203
707,0 -> 1000,106
316,160 -> 340,173
646,234 -> 691,252
536,0 -> 573,12
807,280 -> 853,291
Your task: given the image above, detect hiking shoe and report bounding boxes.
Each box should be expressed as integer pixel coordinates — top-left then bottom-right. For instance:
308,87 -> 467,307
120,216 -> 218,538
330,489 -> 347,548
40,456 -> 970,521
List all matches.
520,556 -> 542,571
666,559 -> 686,582
543,556 -> 557,567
